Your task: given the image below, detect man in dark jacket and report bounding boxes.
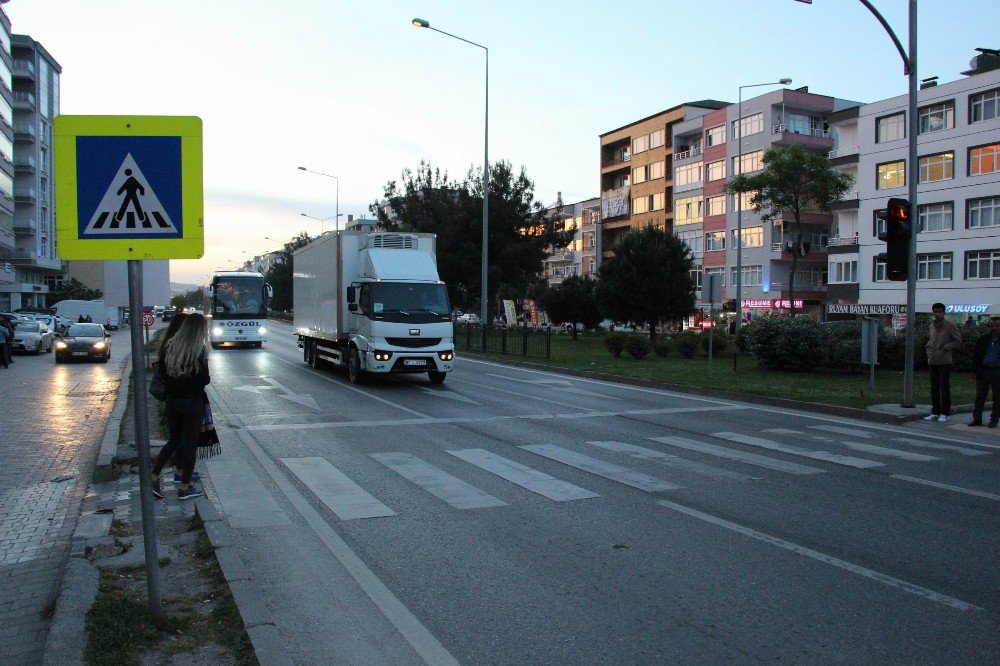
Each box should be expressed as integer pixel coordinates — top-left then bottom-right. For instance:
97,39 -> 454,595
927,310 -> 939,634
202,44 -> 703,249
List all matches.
970,317 -> 1000,427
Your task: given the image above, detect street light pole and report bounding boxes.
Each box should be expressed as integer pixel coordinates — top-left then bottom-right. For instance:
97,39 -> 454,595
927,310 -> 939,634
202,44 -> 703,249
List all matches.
734,78 -> 792,370
297,167 -> 339,232
412,18 -> 490,341
300,212 -> 338,235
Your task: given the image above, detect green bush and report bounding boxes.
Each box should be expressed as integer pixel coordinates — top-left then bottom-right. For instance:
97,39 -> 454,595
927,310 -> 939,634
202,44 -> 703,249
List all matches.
603,333 -> 626,358
652,338 -> 673,357
701,332 -> 728,354
674,331 -> 700,358
744,315 -> 824,371
820,320 -> 862,373
624,335 -> 651,359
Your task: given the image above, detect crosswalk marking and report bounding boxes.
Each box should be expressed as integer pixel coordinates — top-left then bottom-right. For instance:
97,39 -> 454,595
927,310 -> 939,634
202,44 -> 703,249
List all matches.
893,437 -> 991,457
809,425 -> 874,439
891,475 -> 1000,502
588,441 -> 758,481
651,436 -> 825,475
520,444 -> 681,492
447,449 -> 598,502
282,457 -> 396,520
371,452 -> 506,509
836,441 -> 938,462
715,432 -> 884,469
205,459 -> 291,528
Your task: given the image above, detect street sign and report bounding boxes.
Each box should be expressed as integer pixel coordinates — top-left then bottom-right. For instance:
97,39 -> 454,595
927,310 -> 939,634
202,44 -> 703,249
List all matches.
142,313 -> 155,328
54,116 -> 204,260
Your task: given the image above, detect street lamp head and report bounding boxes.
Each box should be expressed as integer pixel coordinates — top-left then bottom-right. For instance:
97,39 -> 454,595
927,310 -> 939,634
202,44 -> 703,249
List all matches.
412,18 -> 429,28
297,166 -> 307,171
779,78 -> 793,85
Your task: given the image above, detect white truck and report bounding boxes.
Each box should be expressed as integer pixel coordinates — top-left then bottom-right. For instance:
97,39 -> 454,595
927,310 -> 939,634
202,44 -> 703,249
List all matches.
207,271 -> 272,348
53,300 -> 120,330
294,221 -> 455,384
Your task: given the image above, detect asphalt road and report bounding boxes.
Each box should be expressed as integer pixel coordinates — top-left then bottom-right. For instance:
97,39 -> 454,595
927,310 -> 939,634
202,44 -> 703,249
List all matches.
200,319 -> 1000,664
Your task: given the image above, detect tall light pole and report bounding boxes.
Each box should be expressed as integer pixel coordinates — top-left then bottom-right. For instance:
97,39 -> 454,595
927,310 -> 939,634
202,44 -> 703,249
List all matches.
734,78 -> 792,370
300,212 -> 338,235
412,17 -> 490,337
297,167 -> 339,234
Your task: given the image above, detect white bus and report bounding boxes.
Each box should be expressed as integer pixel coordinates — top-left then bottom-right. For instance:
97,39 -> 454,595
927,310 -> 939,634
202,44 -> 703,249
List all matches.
207,271 -> 272,348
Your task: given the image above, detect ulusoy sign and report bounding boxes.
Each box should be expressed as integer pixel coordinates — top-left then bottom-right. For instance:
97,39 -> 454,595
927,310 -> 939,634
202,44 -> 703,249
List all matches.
742,299 -> 804,309
945,304 -> 990,314
827,303 -> 906,315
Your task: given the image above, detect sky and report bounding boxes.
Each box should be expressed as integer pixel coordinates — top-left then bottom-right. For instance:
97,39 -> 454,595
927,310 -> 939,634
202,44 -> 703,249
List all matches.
7,0 -> 999,286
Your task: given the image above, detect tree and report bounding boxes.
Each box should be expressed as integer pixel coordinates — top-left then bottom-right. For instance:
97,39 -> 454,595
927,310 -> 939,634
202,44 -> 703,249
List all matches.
726,144 -> 854,315
538,276 -> 601,340
371,160 -> 571,318
47,277 -> 102,306
596,226 -> 695,340
265,232 -> 313,312
170,294 -> 188,309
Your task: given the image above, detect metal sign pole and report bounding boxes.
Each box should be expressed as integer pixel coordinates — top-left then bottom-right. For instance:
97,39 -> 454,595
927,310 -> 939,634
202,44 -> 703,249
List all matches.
127,260 -> 162,617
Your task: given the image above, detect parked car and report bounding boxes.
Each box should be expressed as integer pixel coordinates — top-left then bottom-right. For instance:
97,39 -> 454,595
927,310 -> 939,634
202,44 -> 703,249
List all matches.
54,323 -> 111,363
0,311 -> 32,325
11,321 -> 54,355
456,313 -> 481,324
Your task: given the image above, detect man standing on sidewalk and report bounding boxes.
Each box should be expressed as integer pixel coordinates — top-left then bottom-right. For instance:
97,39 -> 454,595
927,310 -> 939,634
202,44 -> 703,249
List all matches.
924,302 -> 963,423
970,317 -> 1000,428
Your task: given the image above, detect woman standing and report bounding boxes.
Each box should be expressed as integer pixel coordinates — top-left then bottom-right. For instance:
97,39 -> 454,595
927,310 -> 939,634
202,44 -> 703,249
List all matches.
151,313 -> 210,500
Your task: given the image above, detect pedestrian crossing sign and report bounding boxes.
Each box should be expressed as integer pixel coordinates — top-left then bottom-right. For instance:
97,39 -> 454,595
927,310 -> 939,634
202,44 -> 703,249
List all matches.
54,116 -> 203,260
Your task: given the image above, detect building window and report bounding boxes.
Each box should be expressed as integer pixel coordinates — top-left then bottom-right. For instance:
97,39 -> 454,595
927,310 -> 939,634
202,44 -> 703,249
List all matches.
730,191 -> 755,212
678,229 -> 703,256
690,268 -> 703,291
970,88 -> 1000,124
731,225 -> 763,249
705,266 -> 725,286
649,129 -> 664,149
918,152 -> 954,183
650,193 -> 664,211
648,160 -> 665,180
632,165 -> 647,184
967,250 -> 1000,279
919,101 -> 954,134
733,150 -> 763,176
968,196 -> 1000,228
705,231 -> 726,251
798,266 -> 828,288
831,260 -> 858,284
731,113 -> 763,140
969,143 -> 1000,176
705,160 -> 726,181
873,257 -> 887,282
876,112 -> 905,143
917,252 -> 952,280
632,196 -> 649,214
706,125 -> 726,146
632,134 -> 649,154
731,265 -> 762,287
918,202 -> 953,232
706,195 -> 726,217
675,195 -> 703,225
877,160 -> 906,189
675,163 -> 702,187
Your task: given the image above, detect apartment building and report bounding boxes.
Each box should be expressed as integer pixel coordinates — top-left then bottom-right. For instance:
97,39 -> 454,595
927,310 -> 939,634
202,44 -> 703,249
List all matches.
599,101 -> 729,258
827,49 -> 1000,320
7,32 -> 60,309
542,196 -> 600,286
671,88 -> 859,320
0,8 -> 15,308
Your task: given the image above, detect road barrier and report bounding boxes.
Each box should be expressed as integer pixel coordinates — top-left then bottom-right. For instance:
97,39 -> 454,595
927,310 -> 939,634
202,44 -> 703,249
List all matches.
456,323 -> 551,360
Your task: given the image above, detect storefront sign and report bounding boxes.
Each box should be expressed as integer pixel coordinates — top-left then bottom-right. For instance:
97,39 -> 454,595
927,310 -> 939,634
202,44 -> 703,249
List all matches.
945,304 -> 990,314
742,299 -> 804,309
827,303 -> 906,315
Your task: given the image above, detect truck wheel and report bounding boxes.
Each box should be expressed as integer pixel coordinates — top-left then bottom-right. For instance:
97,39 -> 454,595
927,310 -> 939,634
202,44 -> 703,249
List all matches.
211,342 -> 220,350
428,371 -> 446,384
348,347 -> 366,385
304,341 -> 312,364
253,342 -> 262,349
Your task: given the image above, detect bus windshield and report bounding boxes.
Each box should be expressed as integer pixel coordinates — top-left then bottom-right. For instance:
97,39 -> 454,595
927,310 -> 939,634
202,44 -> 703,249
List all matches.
213,277 -> 266,317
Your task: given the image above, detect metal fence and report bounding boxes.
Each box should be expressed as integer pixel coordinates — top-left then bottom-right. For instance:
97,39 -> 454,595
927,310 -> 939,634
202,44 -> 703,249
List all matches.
456,323 -> 551,360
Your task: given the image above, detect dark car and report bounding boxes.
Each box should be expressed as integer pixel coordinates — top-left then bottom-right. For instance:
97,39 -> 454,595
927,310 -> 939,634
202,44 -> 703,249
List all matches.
162,308 -> 178,322
54,323 -> 111,363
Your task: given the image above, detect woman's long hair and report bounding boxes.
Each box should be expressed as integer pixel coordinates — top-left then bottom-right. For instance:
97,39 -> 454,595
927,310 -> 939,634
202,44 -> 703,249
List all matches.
157,312 -> 188,362
164,313 -> 209,377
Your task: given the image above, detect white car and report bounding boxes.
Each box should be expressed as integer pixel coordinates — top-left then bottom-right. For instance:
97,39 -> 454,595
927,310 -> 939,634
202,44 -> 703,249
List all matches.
12,321 -> 54,355
456,313 -> 481,324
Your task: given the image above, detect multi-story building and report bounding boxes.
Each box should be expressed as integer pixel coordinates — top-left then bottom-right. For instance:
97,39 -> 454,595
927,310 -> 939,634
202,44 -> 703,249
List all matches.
0,7 -> 15,309
543,195 -> 600,286
827,49 -> 1000,321
599,101 -> 729,259
8,32 -> 60,309
671,87 -> 859,321
240,249 -> 284,275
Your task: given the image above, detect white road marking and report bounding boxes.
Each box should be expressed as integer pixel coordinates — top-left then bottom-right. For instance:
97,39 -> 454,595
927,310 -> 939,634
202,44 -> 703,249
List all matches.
835,441 -> 938,461
448,449 -> 598,501
371,452 -> 506,509
715,432 -> 884,469
232,384 -> 263,394
416,386 -> 481,405
651,436 -> 825,475
521,444 -> 681,492
891,475 -> 1000,502
282,457 -> 396,520
810,425 -> 874,438
279,393 -> 321,410
656,499 -> 982,612
204,459 -> 291,528
588,441 -> 758,481
763,428 -> 802,435
892,437 -> 990,457
451,376 -> 600,411
487,374 -> 622,400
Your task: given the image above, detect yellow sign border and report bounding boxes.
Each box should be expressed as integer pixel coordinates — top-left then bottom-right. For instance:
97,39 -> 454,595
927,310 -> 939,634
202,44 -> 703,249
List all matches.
54,115 -> 203,260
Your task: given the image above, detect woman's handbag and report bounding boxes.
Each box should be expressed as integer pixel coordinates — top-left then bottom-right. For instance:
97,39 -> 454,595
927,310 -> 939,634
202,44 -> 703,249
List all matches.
148,362 -> 167,401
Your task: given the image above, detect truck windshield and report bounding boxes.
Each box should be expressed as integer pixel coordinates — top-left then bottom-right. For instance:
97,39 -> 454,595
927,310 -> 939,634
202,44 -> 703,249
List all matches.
365,283 -> 450,323
213,277 -> 266,318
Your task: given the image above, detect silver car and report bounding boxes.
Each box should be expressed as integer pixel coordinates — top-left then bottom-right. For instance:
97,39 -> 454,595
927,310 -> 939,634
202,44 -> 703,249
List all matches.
12,321 -> 54,355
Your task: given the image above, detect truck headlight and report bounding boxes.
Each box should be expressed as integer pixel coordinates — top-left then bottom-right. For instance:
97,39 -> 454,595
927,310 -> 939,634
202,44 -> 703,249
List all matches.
373,351 -> 393,361
438,351 -> 454,361
213,326 -> 224,336
258,327 -> 267,336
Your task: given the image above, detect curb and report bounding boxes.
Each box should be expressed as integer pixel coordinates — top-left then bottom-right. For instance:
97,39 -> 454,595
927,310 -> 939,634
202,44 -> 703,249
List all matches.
457,351 -> 968,425
94,356 -> 133,482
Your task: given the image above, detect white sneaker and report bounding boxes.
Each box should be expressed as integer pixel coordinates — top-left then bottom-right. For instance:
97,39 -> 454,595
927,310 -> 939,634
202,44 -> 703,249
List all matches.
937,415 -> 949,423
923,414 -> 940,421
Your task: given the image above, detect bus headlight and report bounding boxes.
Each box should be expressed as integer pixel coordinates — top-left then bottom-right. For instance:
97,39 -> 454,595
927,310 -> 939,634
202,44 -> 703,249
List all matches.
212,326 -> 224,337
258,327 -> 267,336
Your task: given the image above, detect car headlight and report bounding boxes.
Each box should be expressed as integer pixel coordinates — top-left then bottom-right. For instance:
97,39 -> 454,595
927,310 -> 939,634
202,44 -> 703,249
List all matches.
55,340 -> 68,349
213,327 -> 224,336
258,327 -> 267,336
93,341 -> 107,349
373,351 -> 393,361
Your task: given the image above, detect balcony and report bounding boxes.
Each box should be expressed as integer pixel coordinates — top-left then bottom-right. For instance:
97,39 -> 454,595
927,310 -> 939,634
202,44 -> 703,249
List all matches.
14,155 -> 35,172
12,59 -> 35,80
772,123 -> 830,138
770,123 -> 834,150
833,190 -> 860,211
673,146 -> 703,161
13,187 -> 36,203
13,124 -> 35,141
10,249 -> 62,271
13,217 -> 36,235
827,235 -> 859,247
0,225 -> 13,250
769,281 -> 827,292
601,153 -> 631,170
828,145 -> 859,159
13,92 -> 35,110
0,261 -> 14,285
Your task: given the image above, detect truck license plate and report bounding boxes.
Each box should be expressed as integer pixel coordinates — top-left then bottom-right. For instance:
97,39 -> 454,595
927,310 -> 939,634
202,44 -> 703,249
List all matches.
234,337 -> 247,341
403,359 -> 425,366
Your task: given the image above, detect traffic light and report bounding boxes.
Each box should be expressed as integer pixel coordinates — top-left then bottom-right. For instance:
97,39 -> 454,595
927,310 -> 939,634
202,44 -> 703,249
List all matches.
876,197 -> 911,281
